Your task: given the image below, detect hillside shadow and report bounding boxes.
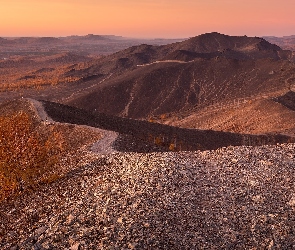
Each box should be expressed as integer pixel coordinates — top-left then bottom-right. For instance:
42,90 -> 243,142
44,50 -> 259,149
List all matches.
275,91 -> 295,111
41,100 -> 295,152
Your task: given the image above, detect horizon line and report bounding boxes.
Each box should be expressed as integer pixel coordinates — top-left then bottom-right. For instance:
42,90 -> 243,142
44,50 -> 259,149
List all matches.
1,32 -> 295,40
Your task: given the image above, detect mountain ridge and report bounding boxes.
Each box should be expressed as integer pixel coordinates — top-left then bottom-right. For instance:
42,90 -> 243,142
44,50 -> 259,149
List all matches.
1,32 -> 295,135
59,33 -> 295,124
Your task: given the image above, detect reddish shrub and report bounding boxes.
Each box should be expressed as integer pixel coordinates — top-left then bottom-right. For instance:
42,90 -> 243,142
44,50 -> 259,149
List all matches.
0,111 -> 64,200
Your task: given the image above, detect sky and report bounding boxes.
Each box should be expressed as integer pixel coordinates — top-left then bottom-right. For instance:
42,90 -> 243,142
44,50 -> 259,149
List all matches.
0,0 -> 294,38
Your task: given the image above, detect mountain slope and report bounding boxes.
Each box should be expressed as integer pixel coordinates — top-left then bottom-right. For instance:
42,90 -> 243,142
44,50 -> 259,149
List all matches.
66,57 -> 294,119
63,32 -> 292,81
165,98 -> 295,135
60,33 -> 295,123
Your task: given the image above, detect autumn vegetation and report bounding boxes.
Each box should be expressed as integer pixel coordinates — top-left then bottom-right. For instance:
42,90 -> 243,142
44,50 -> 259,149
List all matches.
0,54 -> 91,92
0,101 -> 105,202
0,66 -> 80,92
0,111 -> 65,201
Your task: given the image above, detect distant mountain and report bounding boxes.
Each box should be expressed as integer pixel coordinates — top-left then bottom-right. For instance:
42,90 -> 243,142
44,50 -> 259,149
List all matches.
62,34 -> 109,42
0,35 -> 185,56
32,37 -> 64,45
10,37 -> 65,45
0,35 -> 116,46
264,35 -> 295,51
62,33 -> 295,126
168,32 -> 281,53
0,37 -> 12,45
108,32 -> 288,63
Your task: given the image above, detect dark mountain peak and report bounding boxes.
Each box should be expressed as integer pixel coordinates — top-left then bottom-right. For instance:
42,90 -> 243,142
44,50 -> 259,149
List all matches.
174,33 -> 281,53
87,33 -> 285,71
198,31 -> 227,38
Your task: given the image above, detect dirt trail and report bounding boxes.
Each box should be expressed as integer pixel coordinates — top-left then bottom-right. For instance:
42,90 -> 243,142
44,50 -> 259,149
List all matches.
27,98 -> 118,154
27,98 -> 54,122
61,73 -> 113,103
90,130 -> 118,154
137,60 -> 193,67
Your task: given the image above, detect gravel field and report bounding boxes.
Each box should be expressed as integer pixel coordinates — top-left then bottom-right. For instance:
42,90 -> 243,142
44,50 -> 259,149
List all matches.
1,143 -> 295,249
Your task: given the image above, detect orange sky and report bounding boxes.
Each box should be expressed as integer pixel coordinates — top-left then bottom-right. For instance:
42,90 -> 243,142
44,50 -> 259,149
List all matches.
1,0 -> 294,38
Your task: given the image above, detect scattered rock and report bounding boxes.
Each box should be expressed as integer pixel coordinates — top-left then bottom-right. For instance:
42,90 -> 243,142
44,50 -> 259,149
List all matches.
288,195 -> 295,206
1,143 -> 295,249
35,226 -> 48,236
70,242 -> 80,250
67,214 -> 75,225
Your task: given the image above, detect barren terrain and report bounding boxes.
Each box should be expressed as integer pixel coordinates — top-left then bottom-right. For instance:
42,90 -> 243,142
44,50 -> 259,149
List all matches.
1,33 -> 295,249
0,98 -> 295,249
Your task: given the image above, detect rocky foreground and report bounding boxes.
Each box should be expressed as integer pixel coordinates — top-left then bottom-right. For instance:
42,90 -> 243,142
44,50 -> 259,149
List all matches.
1,143 -> 295,249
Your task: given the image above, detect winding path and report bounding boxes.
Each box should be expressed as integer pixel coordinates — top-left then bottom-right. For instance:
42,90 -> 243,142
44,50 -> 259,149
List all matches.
90,130 -> 118,154
27,98 -> 118,155
27,98 -> 54,122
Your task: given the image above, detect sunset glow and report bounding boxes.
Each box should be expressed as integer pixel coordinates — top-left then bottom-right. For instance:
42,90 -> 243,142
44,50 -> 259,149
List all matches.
1,0 -> 294,38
